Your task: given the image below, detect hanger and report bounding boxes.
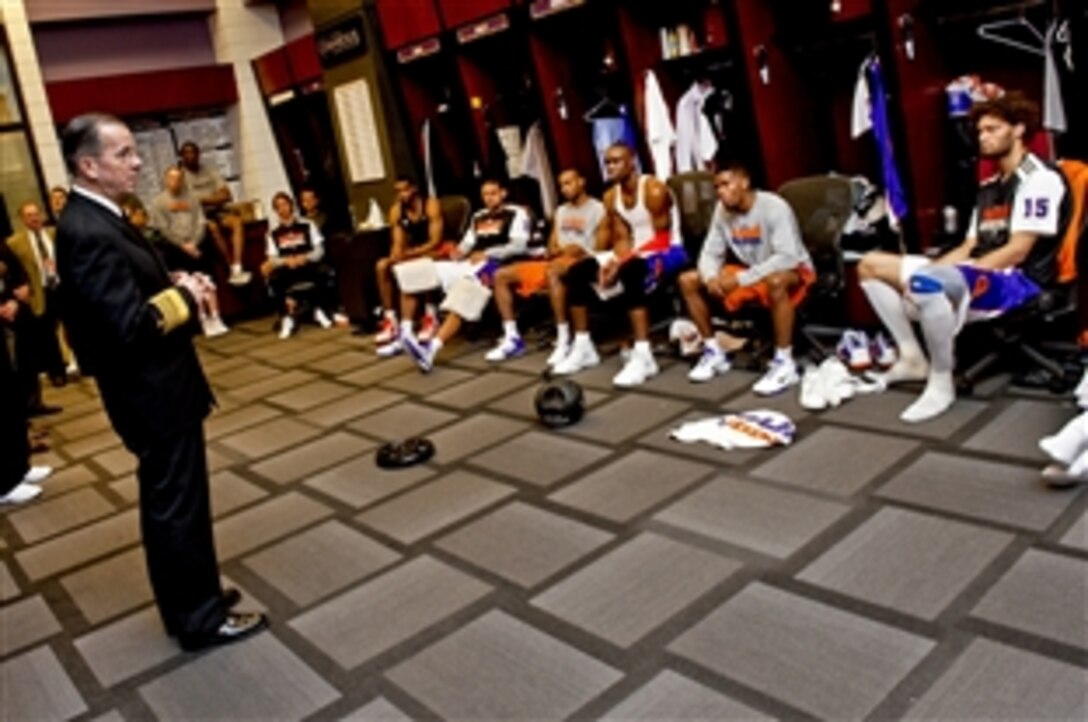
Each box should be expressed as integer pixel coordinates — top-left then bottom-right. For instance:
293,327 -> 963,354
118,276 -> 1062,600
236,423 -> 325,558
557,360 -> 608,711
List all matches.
583,95 -> 624,121
977,13 -> 1045,57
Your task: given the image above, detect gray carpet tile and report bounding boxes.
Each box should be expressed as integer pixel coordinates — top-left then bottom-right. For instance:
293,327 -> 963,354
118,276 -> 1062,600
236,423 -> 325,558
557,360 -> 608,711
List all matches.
971,549 -> 1088,649
203,403 -> 283,440
636,413 -> 772,467
426,371 -> 538,410
1059,509 -> 1088,552
532,533 -> 741,648
435,502 -> 614,587
669,583 -> 935,720
248,432 -> 374,485
877,451 -> 1080,531
600,670 -> 774,722
91,446 -> 136,477
963,399 -> 1073,462
60,430 -> 122,460
465,430 -> 613,488
822,389 -> 988,439
340,697 -> 413,721
549,449 -> 715,523
206,446 -> 237,473
242,520 -> 401,606
722,385 -> 814,419
379,366 -> 477,396
209,362 -> 280,389
299,388 -> 406,428
904,638 -> 1087,720
15,509 -> 140,582
547,354 -> 682,392
357,470 -> 516,544
217,416 -> 322,459
304,452 -> 438,509
214,492 -> 335,561
0,560 -> 19,602
138,633 -> 341,720
485,383 -> 612,420
8,487 -> 116,545
797,507 -> 1014,620
229,369 -> 320,402
386,610 -> 622,720
559,393 -> 691,445
267,379 -> 358,412
637,362 -> 755,402
0,595 -> 62,658
751,426 -> 921,497
289,556 -> 491,670
654,475 -> 853,558
425,413 -> 531,465
347,401 -> 459,442
59,548 -> 151,625
73,607 -> 179,687
304,350 -> 378,375
0,646 -> 88,721
88,711 -> 125,722
340,356 -> 419,387
208,470 -> 270,517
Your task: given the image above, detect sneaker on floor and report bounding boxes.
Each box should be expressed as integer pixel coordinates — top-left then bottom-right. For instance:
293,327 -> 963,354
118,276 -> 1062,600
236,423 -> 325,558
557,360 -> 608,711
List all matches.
613,352 -> 659,388
546,342 -> 570,367
203,317 -> 230,338
374,318 -> 398,344
836,329 -> 872,371
314,308 -> 333,329
23,466 -> 53,484
0,482 -> 42,505
1075,366 -> 1088,409
485,336 -> 526,362
552,342 -> 600,375
753,358 -> 800,396
278,316 -> 296,340
376,338 -> 404,358
688,347 -> 730,383
417,312 -> 438,342
402,334 -> 436,373
228,269 -> 252,287
870,331 -> 897,369
799,365 -> 827,410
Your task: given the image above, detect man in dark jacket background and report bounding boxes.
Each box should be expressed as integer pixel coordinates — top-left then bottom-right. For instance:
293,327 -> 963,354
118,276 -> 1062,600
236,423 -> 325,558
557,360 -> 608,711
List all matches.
54,113 -> 267,651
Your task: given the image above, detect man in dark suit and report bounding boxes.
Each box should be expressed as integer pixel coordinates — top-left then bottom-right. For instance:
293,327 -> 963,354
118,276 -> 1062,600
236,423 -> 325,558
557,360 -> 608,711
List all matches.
54,113 -> 267,651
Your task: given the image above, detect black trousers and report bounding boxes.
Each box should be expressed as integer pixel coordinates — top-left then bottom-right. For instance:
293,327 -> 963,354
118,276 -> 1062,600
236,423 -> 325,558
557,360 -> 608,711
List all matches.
564,255 -> 650,310
267,263 -> 335,316
0,329 -> 29,495
135,423 -> 227,639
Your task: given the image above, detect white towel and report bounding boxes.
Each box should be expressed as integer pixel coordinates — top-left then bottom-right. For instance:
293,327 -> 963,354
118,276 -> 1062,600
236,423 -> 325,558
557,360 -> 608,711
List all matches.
644,70 -> 675,180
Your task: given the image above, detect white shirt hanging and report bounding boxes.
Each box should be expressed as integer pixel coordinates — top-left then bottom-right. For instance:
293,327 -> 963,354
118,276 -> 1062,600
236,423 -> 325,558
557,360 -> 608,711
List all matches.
643,70 -> 675,180
675,82 -> 718,173
520,121 -> 557,217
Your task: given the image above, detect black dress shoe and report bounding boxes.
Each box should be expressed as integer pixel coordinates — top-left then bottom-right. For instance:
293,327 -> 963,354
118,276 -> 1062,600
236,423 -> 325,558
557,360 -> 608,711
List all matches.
27,404 -> 62,418
179,612 -> 269,652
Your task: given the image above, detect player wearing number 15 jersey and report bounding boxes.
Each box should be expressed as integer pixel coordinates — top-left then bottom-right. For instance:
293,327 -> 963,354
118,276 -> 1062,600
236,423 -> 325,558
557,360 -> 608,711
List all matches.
856,91 -> 1068,423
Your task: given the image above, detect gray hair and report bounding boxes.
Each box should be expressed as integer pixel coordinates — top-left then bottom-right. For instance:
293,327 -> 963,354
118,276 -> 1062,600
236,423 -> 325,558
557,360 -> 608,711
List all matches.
61,112 -> 124,176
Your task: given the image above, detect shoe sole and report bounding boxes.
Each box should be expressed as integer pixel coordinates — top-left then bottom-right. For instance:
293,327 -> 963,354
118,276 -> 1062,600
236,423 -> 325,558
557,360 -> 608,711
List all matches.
403,340 -> 433,373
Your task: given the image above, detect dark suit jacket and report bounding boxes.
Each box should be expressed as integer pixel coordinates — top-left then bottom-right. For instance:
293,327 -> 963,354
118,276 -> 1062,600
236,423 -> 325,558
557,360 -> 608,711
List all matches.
55,192 -> 213,452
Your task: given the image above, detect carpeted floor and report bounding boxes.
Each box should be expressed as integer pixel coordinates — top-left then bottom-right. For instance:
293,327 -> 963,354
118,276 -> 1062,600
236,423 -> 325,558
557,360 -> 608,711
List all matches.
1,316 -> 1086,721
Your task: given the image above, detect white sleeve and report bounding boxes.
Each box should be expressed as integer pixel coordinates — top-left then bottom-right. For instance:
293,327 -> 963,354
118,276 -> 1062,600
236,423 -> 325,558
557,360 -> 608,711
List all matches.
485,207 -> 531,260
1011,170 -> 1066,236
306,220 -> 325,263
965,208 -> 979,240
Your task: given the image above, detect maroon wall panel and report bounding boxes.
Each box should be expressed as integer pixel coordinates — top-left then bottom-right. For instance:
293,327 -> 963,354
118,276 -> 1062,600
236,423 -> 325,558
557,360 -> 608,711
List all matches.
375,0 -> 442,49
253,48 -> 293,96
436,0 -> 511,30
285,34 -> 322,85
47,66 -> 237,124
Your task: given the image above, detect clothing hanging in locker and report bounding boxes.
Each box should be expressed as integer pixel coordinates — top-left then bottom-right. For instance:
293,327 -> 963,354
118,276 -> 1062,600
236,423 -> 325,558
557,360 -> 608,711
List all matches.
851,55 -> 909,227
643,70 -> 675,180
675,81 -> 718,173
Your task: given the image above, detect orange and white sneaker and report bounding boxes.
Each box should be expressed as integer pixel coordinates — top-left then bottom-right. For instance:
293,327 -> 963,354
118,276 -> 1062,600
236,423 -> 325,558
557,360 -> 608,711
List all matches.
417,312 -> 438,342
374,317 -> 398,344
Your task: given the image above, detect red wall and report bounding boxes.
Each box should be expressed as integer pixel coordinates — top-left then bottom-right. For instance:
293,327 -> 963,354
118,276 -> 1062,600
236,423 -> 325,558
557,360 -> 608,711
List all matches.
46,66 -> 237,123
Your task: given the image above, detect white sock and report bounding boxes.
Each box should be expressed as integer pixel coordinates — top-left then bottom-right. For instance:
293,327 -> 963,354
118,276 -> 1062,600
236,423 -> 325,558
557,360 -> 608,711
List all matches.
400,320 -> 413,337
556,323 -> 570,347
703,337 -> 723,356
502,320 -> 518,340
900,290 -> 957,423
574,331 -> 592,348
231,263 -> 242,273
634,340 -> 652,357
431,337 -> 444,352
425,303 -> 437,317
774,346 -> 793,364
384,309 -> 397,322
861,279 -> 924,362
1040,411 -> 1088,465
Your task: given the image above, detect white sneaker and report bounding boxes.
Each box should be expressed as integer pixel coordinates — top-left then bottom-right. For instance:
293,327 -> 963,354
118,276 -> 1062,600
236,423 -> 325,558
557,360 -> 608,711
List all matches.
546,342 -> 570,367
836,329 -> 872,371
484,336 -> 526,362
279,316 -> 296,340
753,358 -> 800,396
1075,366 -> 1088,409
314,308 -> 333,329
402,333 -> 437,373
870,332 -> 897,368
203,317 -> 230,338
799,365 -> 827,410
376,339 -> 404,358
688,347 -> 730,383
613,352 -> 658,388
552,342 -> 600,375
374,318 -> 398,344
228,269 -> 252,286
23,466 -> 53,484
0,482 -> 42,505
66,361 -> 79,376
